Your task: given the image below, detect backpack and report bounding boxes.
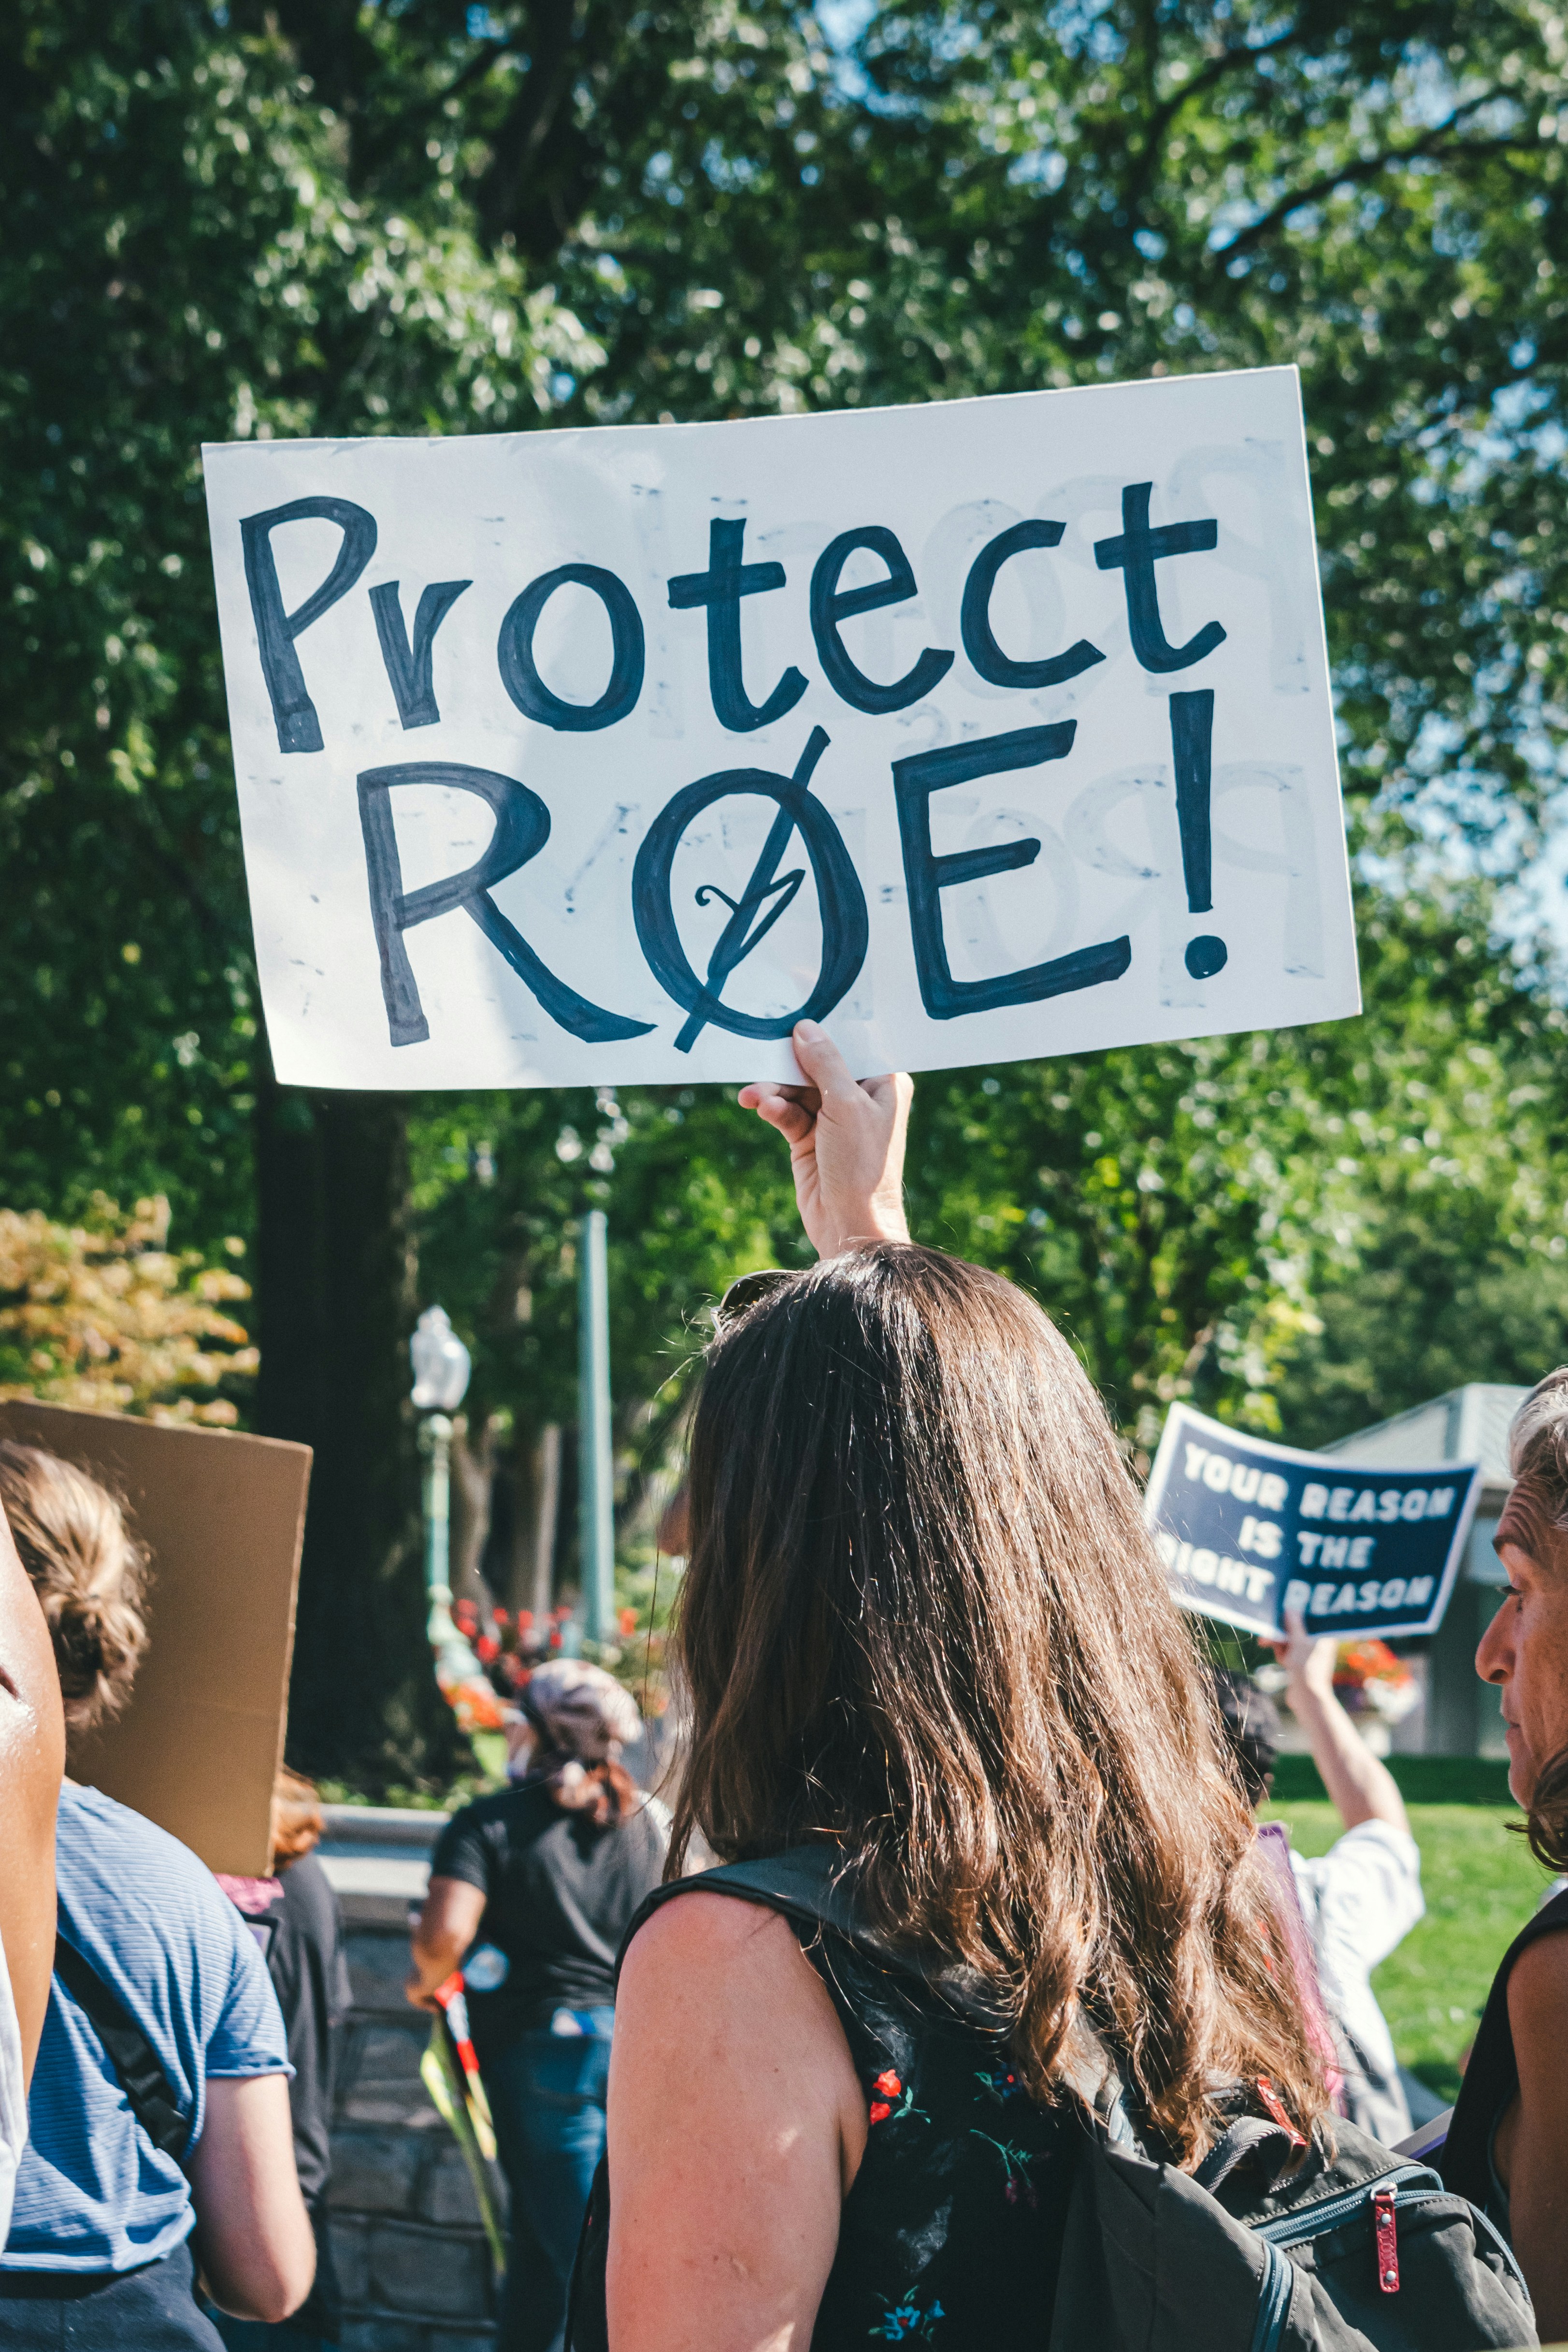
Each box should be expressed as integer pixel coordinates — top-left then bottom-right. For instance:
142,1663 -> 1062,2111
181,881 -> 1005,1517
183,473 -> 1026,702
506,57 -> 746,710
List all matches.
566,1849 -> 1536,2352
1050,2069 -> 1532,2352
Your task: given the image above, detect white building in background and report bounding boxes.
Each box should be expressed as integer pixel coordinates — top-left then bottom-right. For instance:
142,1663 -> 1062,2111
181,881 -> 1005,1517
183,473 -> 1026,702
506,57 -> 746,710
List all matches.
1321,1385 -> 1525,1758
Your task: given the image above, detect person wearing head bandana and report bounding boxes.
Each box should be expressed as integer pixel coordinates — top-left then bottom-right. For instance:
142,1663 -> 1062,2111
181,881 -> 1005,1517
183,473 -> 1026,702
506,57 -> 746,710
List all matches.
407,1662 -> 668,2352
1439,1368 -> 1568,2338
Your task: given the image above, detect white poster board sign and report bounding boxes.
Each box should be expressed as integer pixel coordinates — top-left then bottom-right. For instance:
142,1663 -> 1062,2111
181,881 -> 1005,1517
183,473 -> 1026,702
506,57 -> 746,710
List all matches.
202,366 -> 1358,1089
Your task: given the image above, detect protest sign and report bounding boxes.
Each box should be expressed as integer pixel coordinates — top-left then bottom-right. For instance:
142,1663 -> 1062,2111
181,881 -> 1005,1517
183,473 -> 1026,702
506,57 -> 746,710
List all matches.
0,1401 -> 310,1876
202,365 -> 1358,1090
1144,1402 -> 1481,1642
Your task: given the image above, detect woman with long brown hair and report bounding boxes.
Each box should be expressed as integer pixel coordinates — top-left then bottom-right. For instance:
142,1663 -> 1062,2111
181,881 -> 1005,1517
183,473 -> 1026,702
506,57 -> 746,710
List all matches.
594,1024 -> 1328,2352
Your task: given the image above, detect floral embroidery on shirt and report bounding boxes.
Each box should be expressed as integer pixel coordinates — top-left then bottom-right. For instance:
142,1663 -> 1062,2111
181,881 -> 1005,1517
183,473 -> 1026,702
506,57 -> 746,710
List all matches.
870,2291 -> 946,2341
869,2067 -> 929,2126
974,2061 -> 1023,2106
970,2130 -> 1040,2208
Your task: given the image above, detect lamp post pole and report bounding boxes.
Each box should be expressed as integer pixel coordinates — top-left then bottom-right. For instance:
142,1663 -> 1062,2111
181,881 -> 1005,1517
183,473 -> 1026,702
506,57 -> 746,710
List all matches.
419,1411 -> 458,1653
410,1305 -> 479,1687
578,1209 -> 615,1647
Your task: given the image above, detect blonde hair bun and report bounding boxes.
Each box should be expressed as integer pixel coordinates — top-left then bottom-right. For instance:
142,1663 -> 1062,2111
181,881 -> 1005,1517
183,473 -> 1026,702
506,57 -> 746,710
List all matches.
0,1441 -> 148,1733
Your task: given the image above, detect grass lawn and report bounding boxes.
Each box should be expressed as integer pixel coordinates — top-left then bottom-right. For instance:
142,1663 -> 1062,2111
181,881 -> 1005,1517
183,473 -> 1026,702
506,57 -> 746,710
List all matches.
1263,1761 -> 1553,2103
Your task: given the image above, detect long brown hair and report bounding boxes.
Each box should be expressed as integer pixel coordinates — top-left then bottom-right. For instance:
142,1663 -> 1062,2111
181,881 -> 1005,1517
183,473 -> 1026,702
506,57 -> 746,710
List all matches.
672,1245 -> 1328,2162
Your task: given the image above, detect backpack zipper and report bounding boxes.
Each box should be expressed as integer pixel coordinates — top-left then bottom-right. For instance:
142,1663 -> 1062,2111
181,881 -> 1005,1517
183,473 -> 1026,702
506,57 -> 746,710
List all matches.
1253,2163 -> 1438,2245
1254,2168 -> 1532,2306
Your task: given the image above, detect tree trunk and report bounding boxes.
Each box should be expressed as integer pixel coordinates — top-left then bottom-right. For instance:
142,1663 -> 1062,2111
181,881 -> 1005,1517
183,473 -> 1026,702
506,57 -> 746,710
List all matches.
254,1063 -> 465,1792
532,1421 -> 562,1622
505,1421 -> 561,1623
450,1414 -> 498,1609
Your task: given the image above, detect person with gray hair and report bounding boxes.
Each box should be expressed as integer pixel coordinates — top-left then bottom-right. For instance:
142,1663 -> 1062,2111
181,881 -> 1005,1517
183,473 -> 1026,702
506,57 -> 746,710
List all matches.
408,1661 -> 667,2352
1438,1367 -> 1568,2338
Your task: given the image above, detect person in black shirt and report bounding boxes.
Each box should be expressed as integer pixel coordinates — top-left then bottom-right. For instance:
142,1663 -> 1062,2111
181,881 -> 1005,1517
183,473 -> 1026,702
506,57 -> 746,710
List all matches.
1440,1371 -> 1568,2338
212,1771 -> 352,2352
409,1661 -> 667,2352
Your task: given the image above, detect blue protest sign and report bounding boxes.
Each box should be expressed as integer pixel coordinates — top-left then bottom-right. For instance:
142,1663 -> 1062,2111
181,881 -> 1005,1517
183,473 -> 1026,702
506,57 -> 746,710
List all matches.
1143,1402 -> 1481,1641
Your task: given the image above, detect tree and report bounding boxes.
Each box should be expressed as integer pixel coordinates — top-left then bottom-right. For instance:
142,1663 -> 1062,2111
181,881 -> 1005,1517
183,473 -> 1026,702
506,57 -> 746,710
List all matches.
0,1197 -> 254,1422
0,0 -> 593,1786
11,0 -> 1568,1782
395,0 -> 1568,1492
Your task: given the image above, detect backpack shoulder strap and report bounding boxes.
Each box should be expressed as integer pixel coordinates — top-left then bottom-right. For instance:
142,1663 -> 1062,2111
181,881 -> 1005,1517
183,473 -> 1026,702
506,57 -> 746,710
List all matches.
615,1847 -> 1137,2129
53,1933 -> 189,2162
615,1844 -> 886,1991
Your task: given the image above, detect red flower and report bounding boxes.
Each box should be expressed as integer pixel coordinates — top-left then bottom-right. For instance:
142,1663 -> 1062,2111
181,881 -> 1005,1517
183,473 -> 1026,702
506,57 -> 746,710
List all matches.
475,1633 -> 500,1663
869,2101 -> 893,2124
872,2070 -> 902,2099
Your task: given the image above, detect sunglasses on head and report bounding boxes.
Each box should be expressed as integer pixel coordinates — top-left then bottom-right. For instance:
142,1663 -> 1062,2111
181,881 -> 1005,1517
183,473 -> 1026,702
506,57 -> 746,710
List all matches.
713,1266 -> 794,1328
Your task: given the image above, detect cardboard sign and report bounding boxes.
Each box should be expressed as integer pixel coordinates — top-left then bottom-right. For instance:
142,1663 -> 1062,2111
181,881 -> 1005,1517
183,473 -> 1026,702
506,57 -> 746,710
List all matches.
202,366 -> 1358,1090
0,1402 -> 311,1876
1144,1403 -> 1480,1641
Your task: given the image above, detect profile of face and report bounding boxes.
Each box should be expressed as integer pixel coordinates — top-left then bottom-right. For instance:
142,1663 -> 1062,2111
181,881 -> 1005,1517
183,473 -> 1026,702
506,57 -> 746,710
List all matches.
1479,1474 -> 1568,1809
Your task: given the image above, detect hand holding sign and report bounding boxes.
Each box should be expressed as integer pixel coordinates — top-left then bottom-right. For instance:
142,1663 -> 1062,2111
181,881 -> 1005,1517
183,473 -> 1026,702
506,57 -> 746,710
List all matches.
1267,1603 -> 1339,1695
738,1026 -> 912,1260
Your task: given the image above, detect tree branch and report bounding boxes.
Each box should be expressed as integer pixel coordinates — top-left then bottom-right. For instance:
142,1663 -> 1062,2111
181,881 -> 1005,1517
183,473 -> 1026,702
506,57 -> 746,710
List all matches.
1215,88 -> 1515,257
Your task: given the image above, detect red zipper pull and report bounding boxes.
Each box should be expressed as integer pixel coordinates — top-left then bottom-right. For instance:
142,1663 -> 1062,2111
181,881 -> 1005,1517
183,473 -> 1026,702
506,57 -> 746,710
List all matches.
1372,2187 -> 1400,2293
1254,2078 -> 1308,2150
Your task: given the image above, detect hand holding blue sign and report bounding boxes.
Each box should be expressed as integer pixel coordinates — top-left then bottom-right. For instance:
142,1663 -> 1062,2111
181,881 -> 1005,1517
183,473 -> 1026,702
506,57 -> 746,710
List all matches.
1144,1403 -> 1481,1642
1267,1604 -> 1339,1695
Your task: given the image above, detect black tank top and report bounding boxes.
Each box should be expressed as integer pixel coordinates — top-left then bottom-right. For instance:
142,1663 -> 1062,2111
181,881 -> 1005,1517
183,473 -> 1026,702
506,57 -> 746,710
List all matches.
1439,1882 -> 1568,2216
564,1855 -> 1079,2351
795,1919 -> 1078,2347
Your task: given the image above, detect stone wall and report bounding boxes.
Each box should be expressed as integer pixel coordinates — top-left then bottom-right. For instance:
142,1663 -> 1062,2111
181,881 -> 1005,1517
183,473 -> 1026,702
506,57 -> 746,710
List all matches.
319,1810 -> 503,2351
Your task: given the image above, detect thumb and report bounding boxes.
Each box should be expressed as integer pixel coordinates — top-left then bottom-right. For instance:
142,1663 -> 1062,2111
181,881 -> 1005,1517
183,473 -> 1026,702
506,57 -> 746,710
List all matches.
790,1021 -> 863,1107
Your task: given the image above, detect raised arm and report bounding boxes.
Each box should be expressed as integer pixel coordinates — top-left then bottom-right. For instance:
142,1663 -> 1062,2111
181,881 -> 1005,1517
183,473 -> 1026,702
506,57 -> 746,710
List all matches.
1273,1608 -> 1409,1836
738,1022 -> 912,1260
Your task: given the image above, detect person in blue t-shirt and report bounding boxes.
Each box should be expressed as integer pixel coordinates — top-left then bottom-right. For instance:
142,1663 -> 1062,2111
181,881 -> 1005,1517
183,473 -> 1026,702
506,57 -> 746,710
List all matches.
0,1441 -> 317,2349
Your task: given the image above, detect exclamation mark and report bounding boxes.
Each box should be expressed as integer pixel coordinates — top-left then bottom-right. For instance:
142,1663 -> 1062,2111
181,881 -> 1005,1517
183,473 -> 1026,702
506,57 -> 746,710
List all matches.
1170,689 -> 1227,979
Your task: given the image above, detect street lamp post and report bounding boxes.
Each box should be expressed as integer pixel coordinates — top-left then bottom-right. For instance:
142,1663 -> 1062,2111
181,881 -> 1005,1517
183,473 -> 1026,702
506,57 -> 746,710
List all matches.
578,1209 -> 614,1647
410,1305 -> 476,1675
